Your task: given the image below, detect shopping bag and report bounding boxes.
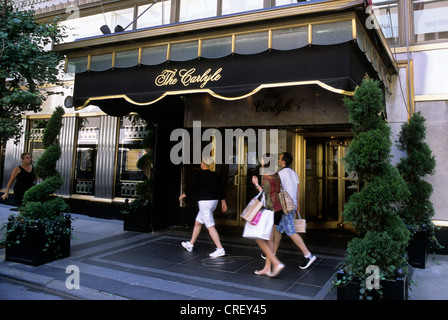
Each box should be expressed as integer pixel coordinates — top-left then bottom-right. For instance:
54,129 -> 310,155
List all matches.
250,211 -> 263,225
294,212 -> 306,233
241,191 -> 264,222
278,187 -> 295,215
242,209 -> 274,240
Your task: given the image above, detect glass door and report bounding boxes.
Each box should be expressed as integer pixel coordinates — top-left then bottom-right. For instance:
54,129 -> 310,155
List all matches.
302,137 -> 355,229
214,135 -> 258,226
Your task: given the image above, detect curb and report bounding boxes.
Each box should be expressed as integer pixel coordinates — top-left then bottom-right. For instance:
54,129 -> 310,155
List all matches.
0,264 -> 128,300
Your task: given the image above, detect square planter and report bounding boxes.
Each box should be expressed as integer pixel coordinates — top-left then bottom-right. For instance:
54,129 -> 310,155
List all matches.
407,230 -> 428,269
123,202 -> 152,233
5,220 -> 71,267
336,270 -> 408,300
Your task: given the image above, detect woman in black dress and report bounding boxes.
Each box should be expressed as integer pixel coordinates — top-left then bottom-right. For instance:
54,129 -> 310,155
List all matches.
1,153 -> 36,207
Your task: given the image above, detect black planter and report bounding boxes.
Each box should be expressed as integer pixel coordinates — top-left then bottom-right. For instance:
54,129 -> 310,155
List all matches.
123,203 -> 152,233
5,220 -> 71,267
407,230 -> 428,269
336,270 -> 408,300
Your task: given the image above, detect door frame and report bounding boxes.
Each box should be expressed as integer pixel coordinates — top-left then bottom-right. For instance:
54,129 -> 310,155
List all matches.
297,134 -> 354,229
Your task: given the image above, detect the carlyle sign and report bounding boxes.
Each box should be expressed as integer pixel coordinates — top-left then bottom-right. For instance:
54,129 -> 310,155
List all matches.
155,68 -> 222,88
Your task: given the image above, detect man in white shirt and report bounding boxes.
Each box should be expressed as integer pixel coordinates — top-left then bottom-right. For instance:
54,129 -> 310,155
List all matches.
275,152 -> 316,269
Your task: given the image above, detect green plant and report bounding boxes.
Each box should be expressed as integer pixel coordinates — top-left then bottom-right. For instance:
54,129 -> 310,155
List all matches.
396,111 -> 442,251
0,0 -> 66,147
336,78 -> 410,299
122,121 -> 156,215
2,106 -> 72,256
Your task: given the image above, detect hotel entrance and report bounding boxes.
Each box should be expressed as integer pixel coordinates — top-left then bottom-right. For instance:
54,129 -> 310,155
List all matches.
187,129 -> 358,230
298,136 -> 358,229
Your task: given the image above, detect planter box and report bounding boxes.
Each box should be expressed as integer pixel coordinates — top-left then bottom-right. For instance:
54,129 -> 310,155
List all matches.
407,230 -> 428,269
123,203 -> 152,233
5,220 -> 71,267
336,270 -> 408,300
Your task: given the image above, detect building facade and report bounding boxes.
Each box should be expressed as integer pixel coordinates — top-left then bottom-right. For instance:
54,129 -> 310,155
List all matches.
2,0 -> 447,246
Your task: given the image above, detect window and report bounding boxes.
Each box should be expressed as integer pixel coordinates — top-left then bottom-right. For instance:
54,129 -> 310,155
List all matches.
272,26 -> 308,50
276,0 -> 296,6
180,0 -> 218,22
235,31 -> 269,54
414,0 -> 448,43
141,45 -> 168,65
371,0 -> 399,47
26,119 -> 48,164
222,0 -> 264,15
115,50 -> 139,69
312,20 -> 353,45
136,0 -> 171,29
170,41 -> 199,61
115,117 -> 147,198
201,36 -> 233,58
73,117 -> 100,196
66,56 -> 88,74
90,53 -> 113,72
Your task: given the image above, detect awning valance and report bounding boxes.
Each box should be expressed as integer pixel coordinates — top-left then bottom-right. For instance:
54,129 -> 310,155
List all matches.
73,41 -> 378,110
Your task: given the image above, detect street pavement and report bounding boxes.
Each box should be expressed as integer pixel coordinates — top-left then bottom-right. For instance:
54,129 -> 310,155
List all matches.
0,203 -> 447,304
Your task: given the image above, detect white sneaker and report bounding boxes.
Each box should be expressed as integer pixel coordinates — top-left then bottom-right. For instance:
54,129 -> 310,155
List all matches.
181,241 -> 194,252
209,248 -> 226,258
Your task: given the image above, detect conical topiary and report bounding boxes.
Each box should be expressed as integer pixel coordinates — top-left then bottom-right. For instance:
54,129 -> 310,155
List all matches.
3,106 -> 71,261
21,106 -> 70,218
397,111 -> 441,251
340,78 -> 410,299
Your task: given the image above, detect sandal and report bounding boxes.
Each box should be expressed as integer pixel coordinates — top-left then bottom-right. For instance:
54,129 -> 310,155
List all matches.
268,263 -> 285,277
254,270 -> 270,276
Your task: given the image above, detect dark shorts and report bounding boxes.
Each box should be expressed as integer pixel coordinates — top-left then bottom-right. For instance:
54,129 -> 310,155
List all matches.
274,210 -> 283,225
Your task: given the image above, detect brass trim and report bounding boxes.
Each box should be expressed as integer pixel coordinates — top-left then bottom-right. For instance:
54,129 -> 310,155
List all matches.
415,94 -> 448,102
268,29 -> 272,50
433,220 -> 448,227
397,60 -> 415,120
198,39 -> 203,57
393,42 -> 448,54
308,24 -> 312,45
75,80 -> 354,110
138,47 -> 142,65
351,17 -> 356,40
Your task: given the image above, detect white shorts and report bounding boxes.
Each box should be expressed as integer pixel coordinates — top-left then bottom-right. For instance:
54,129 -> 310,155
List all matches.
196,200 -> 218,228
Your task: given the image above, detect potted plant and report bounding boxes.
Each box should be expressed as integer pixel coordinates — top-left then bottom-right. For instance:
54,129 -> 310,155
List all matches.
396,111 -> 441,268
2,106 -> 72,266
122,122 -> 156,232
334,78 -> 410,300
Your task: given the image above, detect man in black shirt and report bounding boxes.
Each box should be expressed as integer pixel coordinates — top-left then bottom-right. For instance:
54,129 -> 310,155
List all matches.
179,157 -> 227,257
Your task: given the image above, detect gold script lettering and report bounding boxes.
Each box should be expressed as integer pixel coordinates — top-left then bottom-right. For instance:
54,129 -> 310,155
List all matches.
155,69 -> 178,86
154,68 -> 222,88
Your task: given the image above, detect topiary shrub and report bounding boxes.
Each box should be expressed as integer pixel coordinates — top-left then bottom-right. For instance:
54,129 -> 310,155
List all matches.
396,111 -> 441,252
2,106 -> 71,261
21,106 -> 70,219
337,78 -> 410,299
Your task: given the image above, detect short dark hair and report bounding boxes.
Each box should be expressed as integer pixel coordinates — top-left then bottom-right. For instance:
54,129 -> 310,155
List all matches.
281,152 -> 293,167
20,152 -> 32,160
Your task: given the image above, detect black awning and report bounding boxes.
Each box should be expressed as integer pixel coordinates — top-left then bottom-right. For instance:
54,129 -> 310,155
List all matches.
73,41 -> 378,110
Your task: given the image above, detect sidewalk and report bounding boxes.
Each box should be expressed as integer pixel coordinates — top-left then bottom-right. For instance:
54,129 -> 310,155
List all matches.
0,203 -> 447,301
